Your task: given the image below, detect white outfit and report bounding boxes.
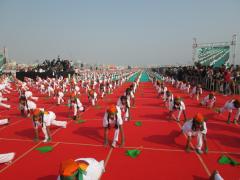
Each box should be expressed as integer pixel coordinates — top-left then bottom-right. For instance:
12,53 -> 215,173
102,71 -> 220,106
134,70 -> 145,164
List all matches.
40,84 -> 45,94
124,91 -> 134,108
201,95 -> 216,108
57,92 -> 64,104
25,100 -> 37,111
47,86 -> 54,97
108,84 -> 113,94
163,94 -> 174,109
190,87 -> 203,100
163,93 -> 174,103
34,111 -> 67,141
220,100 -> 240,120
0,118 -> 9,125
25,91 -> 38,101
133,82 -> 137,93
117,98 -> 129,121
158,86 -> 167,95
57,158 -> 104,180
75,86 -> 80,95
72,98 -> 84,116
169,101 -> 186,121
181,83 -> 191,93
90,92 -> 97,106
182,119 -> 207,150
0,153 -> 15,164
103,106 -> 123,142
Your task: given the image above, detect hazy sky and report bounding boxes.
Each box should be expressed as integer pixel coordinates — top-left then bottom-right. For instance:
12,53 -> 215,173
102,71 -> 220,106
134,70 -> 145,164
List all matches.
0,0 -> 240,66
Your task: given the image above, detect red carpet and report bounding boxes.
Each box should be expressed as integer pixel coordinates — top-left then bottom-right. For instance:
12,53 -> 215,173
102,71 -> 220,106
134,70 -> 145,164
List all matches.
0,81 -> 240,179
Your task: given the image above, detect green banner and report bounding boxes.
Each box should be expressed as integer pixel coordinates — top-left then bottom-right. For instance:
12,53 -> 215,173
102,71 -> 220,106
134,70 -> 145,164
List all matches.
197,45 -> 230,67
0,54 -> 5,73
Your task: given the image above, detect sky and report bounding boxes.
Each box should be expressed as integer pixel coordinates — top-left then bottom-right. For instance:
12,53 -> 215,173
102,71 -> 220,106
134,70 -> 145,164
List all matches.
0,0 -> 240,66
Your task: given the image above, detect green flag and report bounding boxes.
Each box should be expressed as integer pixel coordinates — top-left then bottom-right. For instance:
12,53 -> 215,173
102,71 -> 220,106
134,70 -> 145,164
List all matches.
125,149 -> 141,158
135,121 -> 142,127
218,155 -> 240,166
76,119 -> 86,124
35,146 -> 53,153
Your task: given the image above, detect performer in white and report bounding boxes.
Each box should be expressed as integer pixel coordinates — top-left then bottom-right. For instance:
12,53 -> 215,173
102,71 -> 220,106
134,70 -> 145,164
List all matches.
168,96 -> 187,122
19,95 -> 37,117
25,89 -> 39,101
200,92 -> 216,109
190,84 -> 202,101
32,108 -> 67,142
180,81 -> 191,94
54,88 -> 65,105
163,90 -> 174,109
99,82 -> 105,98
47,84 -> 54,97
117,95 -> 130,121
108,82 -> 113,94
182,113 -> 208,154
88,89 -> 97,106
69,93 -> 85,120
57,158 -> 104,180
103,105 -> 125,148
157,82 -> 167,98
217,99 -> 240,124
124,87 -> 135,107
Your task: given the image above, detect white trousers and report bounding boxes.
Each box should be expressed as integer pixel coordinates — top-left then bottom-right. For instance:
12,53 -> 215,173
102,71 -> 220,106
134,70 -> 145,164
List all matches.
113,128 -> 120,142
42,120 -> 66,139
0,118 -> 8,125
0,97 -> 8,101
73,106 -> 84,116
0,102 -> 10,109
57,96 -> 64,104
91,98 -> 97,106
191,132 -> 204,150
122,109 -> 129,121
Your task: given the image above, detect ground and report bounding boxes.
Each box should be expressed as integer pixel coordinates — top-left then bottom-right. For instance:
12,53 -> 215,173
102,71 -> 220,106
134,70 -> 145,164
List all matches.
0,75 -> 240,180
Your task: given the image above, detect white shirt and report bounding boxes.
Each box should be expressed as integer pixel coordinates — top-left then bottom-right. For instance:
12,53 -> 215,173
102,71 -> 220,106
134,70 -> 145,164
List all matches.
182,119 -> 207,136
34,111 -> 56,128
72,98 -> 84,109
223,100 -> 240,119
202,95 -> 216,103
169,101 -> 186,111
25,91 -> 33,99
26,100 -> 37,110
103,106 -> 123,127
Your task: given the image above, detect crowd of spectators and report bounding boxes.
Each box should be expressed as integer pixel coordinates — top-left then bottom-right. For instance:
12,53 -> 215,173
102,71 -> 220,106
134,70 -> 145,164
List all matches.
17,57 -> 73,73
16,57 -> 74,80
33,57 -> 73,73
153,63 -> 240,95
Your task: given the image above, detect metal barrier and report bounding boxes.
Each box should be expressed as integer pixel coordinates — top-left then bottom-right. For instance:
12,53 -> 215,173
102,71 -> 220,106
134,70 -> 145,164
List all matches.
183,75 -> 240,95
